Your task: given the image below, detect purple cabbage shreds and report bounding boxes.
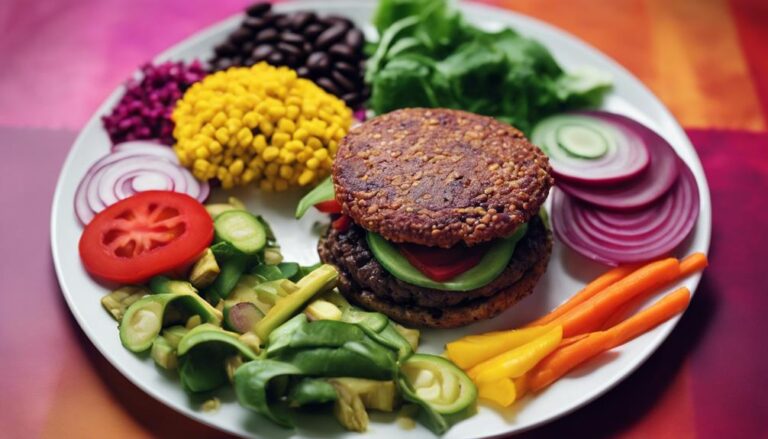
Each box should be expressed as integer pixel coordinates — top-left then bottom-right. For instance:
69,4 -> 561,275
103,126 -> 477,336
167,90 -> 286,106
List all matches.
102,60 -> 207,145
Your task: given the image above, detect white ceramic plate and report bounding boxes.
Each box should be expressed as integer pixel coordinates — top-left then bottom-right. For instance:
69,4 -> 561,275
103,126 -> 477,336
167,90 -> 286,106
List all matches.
51,1 -> 711,437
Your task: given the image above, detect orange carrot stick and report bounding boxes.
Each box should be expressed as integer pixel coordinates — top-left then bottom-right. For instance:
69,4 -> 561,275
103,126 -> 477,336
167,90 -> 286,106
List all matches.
600,253 -> 708,329
550,258 -> 681,337
524,264 -> 639,328
528,287 -> 691,392
558,334 -> 589,348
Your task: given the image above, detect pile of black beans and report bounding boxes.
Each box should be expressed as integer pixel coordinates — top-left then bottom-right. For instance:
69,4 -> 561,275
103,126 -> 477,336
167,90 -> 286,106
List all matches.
209,3 -> 368,108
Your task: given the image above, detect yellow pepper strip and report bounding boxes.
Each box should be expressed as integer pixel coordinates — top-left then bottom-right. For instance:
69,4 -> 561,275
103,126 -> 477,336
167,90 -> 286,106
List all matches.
478,377 -> 516,407
469,326 -> 563,385
446,325 -> 554,370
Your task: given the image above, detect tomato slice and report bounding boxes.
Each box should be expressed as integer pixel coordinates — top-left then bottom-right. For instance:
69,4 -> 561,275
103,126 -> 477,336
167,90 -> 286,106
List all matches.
78,191 -> 214,284
398,242 -> 489,282
331,214 -> 352,232
315,199 -> 343,214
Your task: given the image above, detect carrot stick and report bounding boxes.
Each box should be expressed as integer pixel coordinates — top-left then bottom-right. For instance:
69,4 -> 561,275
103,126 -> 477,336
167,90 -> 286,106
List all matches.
600,253 -> 708,329
558,334 -> 589,348
550,258 -> 681,337
679,252 -> 708,277
528,287 -> 691,392
524,264 -> 639,328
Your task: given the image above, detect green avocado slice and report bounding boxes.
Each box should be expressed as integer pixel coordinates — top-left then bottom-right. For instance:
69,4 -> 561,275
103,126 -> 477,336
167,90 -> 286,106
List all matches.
366,224 -> 528,292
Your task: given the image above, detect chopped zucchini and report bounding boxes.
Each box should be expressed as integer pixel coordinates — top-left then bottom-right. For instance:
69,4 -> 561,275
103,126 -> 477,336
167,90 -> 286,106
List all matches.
189,248 -> 220,288
305,299 -> 343,321
101,286 -> 148,321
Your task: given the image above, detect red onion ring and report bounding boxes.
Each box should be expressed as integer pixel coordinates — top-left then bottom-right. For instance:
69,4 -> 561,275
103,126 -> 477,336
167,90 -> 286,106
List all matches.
557,113 -> 681,211
74,141 -> 209,225
551,160 -> 699,266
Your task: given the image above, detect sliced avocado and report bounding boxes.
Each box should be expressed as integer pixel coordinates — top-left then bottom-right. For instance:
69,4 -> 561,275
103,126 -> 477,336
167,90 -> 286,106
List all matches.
176,323 -> 259,360
205,203 -> 239,218
305,299 -> 343,321
254,279 -> 298,305
254,264 -> 339,339
189,248 -> 220,289
366,223 -> 528,292
101,286 -> 148,321
162,326 -> 189,349
295,176 -> 335,219
149,276 -> 197,295
329,378 -> 398,412
226,274 -> 272,315
342,308 -> 389,332
151,336 -> 178,370
393,323 -> 420,351
119,292 -> 222,352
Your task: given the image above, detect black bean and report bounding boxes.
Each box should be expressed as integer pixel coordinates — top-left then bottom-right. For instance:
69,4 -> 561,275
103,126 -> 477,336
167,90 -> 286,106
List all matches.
214,42 -> 237,57
296,66 -> 310,77
316,24 -> 347,49
281,32 -> 305,46
277,42 -> 302,57
229,27 -> 253,45
251,44 -> 273,61
231,55 -> 244,65
341,92 -> 359,105
246,3 -> 271,17
243,57 -> 257,66
243,16 -> 266,30
321,15 -> 352,30
332,70 -> 357,92
303,42 -> 312,54
303,23 -> 325,40
289,11 -> 315,31
306,52 -> 330,72
240,42 -> 255,56
315,77 -> 341,96
275,15 -> 291,28
344,29 -> 364,51
329,43 -> 357,61
335,61 -> 357,78
213,58 -> 233,71
255,28 -> 278,43
267,51 -> 285,65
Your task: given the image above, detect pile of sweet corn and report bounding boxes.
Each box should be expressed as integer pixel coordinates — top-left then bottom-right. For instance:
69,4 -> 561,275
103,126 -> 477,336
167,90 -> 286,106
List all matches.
172,63 -> 353,190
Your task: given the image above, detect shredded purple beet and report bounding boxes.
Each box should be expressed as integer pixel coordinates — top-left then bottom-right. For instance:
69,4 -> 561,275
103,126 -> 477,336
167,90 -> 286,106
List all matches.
102,60 -> 207,146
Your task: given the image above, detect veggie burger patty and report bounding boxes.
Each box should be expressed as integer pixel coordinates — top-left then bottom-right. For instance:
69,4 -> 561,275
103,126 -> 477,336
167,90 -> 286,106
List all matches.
322,107 -> 554,328
319,215 -> 552,328
333,108 -> 553,247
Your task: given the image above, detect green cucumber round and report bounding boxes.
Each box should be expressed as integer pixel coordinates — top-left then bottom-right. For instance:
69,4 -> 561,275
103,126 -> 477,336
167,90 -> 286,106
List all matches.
366,224 -> 527,292
555,123 -> 610,159
532,114 -> 617,161
214,210 -> 266,255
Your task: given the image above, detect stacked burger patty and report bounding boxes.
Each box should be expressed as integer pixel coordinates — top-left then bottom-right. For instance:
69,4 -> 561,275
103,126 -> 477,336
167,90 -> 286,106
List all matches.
319,108 -> 555,328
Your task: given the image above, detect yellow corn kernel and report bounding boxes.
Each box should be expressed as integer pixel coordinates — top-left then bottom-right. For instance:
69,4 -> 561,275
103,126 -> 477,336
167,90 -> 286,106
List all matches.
271,132 -> 291,148
277,118 -> 296,133
308,121 -> 326,138
267,105 -> 286,120
264,162 -> 279,177
229,159 -> 244,176
293,128 -> 309,142
211,112 -> 227,128
279,150 -> 296,164
313,148 -> 329,161
214,127 -> 229,144
237,127 -> 253,147
249,156 -> 265,170
259,119 -> 274,137
217,167 -> 229,181
252,134 -> 267,152
242,111 -> 260,128
209,140 -> 223,155
284,140 -> 304,153
285,105 -> 300,120
305,157 -> 320,170
273,178 -> 289,191
306,137 -> 322,150
242,169 -> 255,184
260,179 -> 274,192
329,140 -> 338,155
296,151 -> 310,163
279,165 -> 294,179
195,147 -> 210,159
193,159 -> 209,172
262,146 -> 280,162
298,169 -> 315,186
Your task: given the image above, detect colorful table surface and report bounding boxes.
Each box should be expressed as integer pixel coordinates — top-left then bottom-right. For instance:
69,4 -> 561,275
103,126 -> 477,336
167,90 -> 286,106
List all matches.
1,0 -> 766,437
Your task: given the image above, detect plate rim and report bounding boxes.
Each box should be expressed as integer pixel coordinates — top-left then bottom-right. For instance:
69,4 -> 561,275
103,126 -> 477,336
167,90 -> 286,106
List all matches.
50,1 -> 712,437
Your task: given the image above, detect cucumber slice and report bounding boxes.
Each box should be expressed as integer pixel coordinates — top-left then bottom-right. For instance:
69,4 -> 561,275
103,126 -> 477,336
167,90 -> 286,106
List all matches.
532,114 -> 617,162
555,123 -> 609,159
214,210 -> 266,256
366,224 -> 528,292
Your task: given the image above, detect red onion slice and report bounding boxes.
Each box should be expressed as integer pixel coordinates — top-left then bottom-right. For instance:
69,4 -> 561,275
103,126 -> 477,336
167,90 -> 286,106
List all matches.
551,160 -> 699,266
557,114 -> 681,211
74,141 -> 209,225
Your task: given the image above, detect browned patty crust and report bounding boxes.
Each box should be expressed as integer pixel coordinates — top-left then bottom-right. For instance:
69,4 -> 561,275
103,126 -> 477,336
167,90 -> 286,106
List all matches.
333,108 -> 554,248
318,216 -> 552,328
